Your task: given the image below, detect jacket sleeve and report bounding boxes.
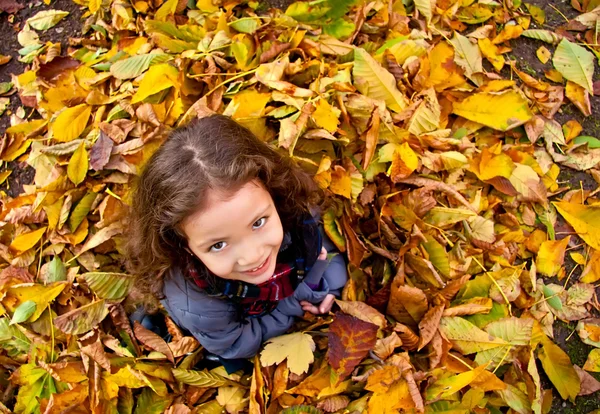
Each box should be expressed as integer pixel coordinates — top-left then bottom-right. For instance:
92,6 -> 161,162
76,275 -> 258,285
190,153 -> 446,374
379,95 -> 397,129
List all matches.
161,268 -> 330,359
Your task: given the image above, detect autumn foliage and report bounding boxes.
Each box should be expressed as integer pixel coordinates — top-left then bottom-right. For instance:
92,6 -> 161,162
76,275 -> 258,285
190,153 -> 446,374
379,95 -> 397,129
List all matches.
1,0 -> 600,413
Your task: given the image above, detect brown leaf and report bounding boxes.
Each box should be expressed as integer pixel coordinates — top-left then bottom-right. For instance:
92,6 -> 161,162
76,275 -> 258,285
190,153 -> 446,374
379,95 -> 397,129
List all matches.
99,122 -> 127,144
165,316 -> 184,342
387,284 -> 428,327
575,365 -> 600,395
340,215 -> 368,267
89,131 -> 114,171
393,323 -> 419,351
260,42 -> 291,63
417,305 -> 444,350
272,360 -> 289,400
165,404 -> 191,414
136,103 -> 161,127
133,320 -> 175,363
335,299 -> 386,328
316,395 -> 350,413
80,340 -> 111,372
362,109 -> 380,170
38,57 -> 80,82
0,0 -> 24,13
168,336 -> 200,357
327,313 -> 378,379
373,332 -> 403,360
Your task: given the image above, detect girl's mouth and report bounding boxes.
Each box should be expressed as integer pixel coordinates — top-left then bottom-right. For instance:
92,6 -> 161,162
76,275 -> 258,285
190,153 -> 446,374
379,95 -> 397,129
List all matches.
242,255 -> 270,275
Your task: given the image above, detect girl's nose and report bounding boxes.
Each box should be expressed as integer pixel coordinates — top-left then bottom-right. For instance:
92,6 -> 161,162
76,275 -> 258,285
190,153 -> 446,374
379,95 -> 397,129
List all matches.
236,246 -> 264,268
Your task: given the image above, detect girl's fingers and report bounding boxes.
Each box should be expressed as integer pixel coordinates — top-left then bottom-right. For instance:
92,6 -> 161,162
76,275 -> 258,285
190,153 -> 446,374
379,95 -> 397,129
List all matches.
319,294 -> 335,313
318,247 -> 327,260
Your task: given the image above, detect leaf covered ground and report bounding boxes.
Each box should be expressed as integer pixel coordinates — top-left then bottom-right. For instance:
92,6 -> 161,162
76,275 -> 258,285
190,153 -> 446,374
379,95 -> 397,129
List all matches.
1,0 -> 600,413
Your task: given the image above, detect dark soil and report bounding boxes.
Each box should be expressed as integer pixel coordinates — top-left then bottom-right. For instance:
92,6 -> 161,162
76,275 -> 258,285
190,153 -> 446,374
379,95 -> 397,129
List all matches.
0,0 -> 83,197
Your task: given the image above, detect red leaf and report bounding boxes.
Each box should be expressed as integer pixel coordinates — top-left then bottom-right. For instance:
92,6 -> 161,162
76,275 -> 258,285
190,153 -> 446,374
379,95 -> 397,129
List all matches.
38,57 -> 80,82
327,313 -> 378,379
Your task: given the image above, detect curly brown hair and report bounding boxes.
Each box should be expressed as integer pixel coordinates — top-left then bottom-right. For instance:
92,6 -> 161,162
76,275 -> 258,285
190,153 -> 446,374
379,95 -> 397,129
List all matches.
126,114 -> 319,298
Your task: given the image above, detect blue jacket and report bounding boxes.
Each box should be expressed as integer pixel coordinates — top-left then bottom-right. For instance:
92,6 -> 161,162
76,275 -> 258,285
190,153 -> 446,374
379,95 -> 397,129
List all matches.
161,228 -> 347,359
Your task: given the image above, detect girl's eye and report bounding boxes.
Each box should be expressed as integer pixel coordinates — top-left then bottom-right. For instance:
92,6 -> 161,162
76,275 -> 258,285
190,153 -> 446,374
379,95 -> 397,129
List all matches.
253,217 -> 267,229
209,241 -> 227,252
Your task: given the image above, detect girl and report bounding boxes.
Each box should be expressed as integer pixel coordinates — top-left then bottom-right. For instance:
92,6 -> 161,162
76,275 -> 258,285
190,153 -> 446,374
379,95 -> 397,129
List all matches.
127,114 -> 348,360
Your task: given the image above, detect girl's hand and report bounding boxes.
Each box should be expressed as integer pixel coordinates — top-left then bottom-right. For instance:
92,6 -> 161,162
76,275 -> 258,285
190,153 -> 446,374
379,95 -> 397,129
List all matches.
300,294 -> 335,315
318,247 -> 327,260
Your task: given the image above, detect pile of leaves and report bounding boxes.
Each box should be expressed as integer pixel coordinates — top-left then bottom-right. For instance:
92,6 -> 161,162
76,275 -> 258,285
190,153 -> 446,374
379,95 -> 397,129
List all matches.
1,0 -> 600,412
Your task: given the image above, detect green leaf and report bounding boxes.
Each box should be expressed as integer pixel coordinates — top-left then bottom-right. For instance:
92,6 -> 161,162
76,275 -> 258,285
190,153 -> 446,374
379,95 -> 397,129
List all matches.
456,4 -> 493,24
538,338 -> 580,401
422,236 -> 450,277
542,284 -> 563,311
323,208 -> 346,252
439,317 -> 507,354
133,389 -> 172,414
0,318 -> 30,357
83,272 -> 134,300
26,10 -> 69,31
0,82 -> 13,94
522,29 -> 563,44
353,47 -> 408,112
69,191 -> 97,233
414,0 -> 433,22
172,368 -> 239,387
229,17 -> 260,34
281,406 -> 323,414
553,38 -> 595,93
573,135 -> 600,148
110,54 -> 171,80
45,256 -> 67,282
323,18 -> 355,40
449,33 -> 483,81
10,301 -> 37,325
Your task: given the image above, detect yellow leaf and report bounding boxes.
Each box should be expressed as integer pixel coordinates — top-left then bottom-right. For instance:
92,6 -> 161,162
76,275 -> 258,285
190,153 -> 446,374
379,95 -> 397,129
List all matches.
132,63 -> 180,104
9,227 -> 47,255
470,149 -> 515,181
88,0 -> 102,13
67,143 -> 89,186
367,378 -> 414,414
196,0 -> 219,12
389,142 -> 418,181
407,88 -> 440,135
492,25 -> 524,44
539,337 -> 580,401
330,165 -> 352,198
216,386 -> 247,413
536,236 -> 570,277
426,365 -> 488,400
52,104 -> 92,142
478,38 -> 505,71
581,249 -> 600,283
353,47 -> 408,112
260,332 -> 315,375
554,201 -> 600,250
537,46 -> 551,64
227,89 -> 271,119
508,163 -> 546,203
453,91 -> 533,131
426,42 -> 466,91
5,282 -> 66,322
155,0 -> 178,20
312,98 -> 340,133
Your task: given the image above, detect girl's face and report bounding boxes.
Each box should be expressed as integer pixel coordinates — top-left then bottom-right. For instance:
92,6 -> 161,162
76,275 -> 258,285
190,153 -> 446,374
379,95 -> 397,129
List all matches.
182,180 -> 284,285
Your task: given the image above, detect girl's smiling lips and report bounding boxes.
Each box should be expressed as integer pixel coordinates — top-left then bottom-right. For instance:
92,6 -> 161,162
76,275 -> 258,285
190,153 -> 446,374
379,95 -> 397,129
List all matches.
241,254 -> 271,276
